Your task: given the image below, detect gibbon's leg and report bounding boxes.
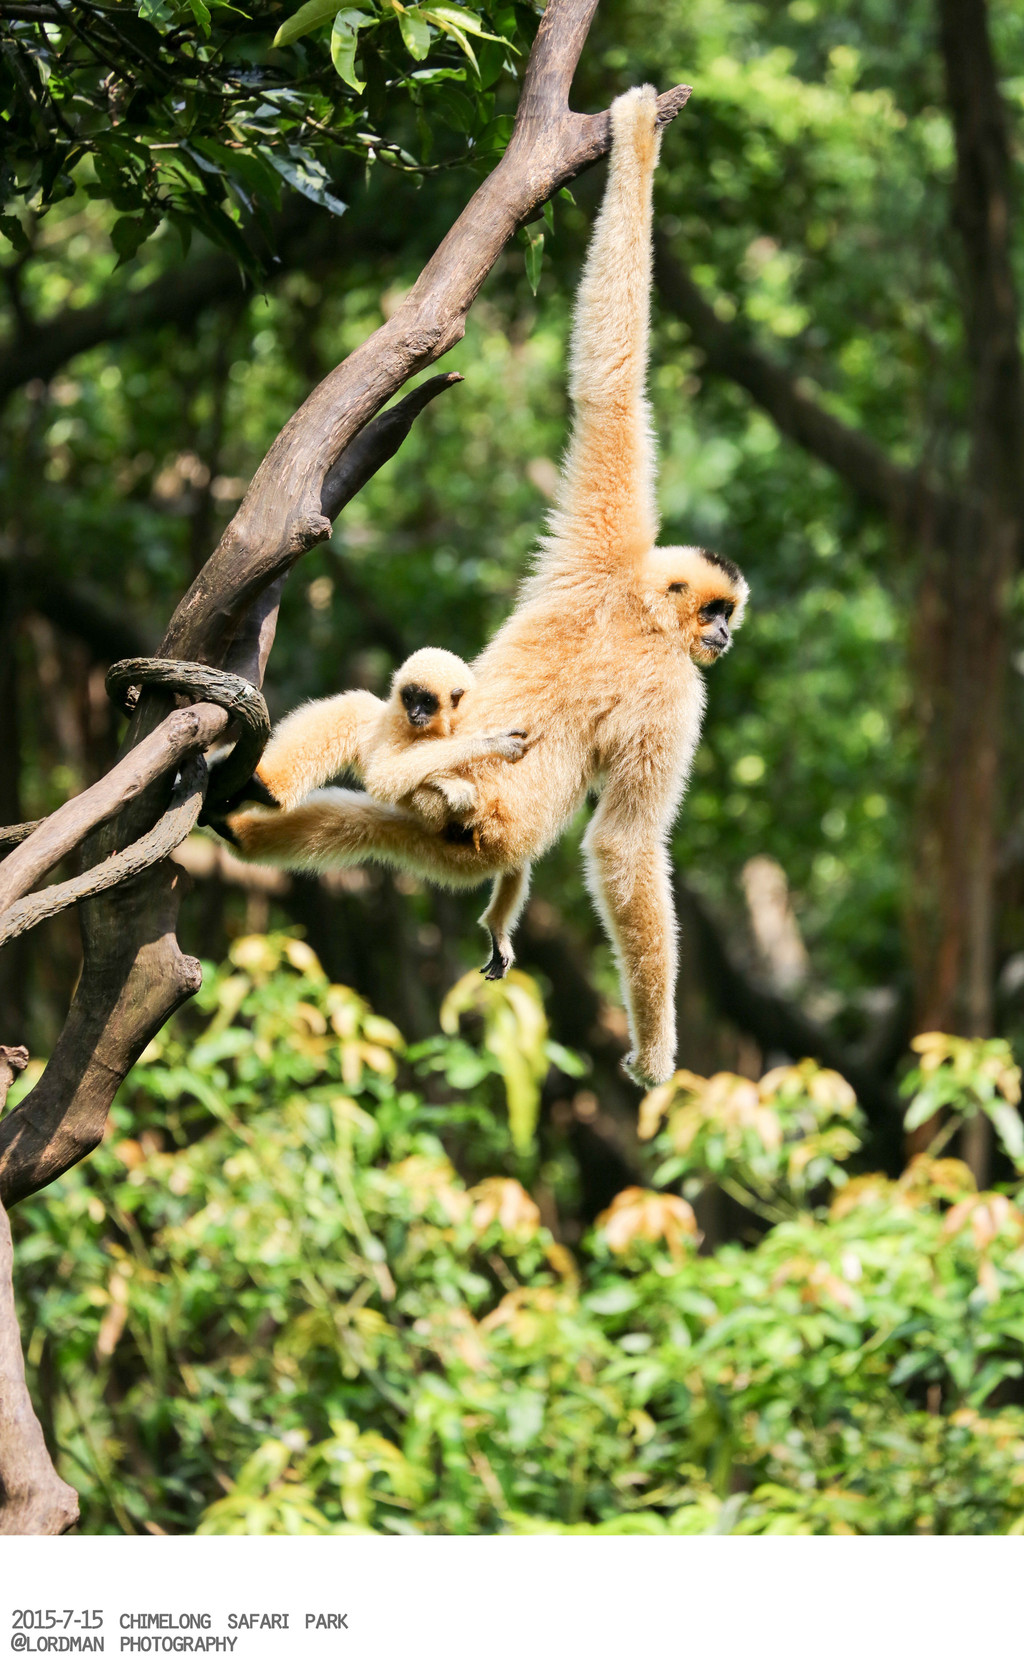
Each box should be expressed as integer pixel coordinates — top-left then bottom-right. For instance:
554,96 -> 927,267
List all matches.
543,86 -> 662,575
256,691 -> 382,810
583,788 -> 677,1087
479,864 -> 531,980
228,788 -> 487,888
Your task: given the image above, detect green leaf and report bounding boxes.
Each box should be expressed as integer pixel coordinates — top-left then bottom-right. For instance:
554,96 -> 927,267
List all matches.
475,36 -> 505,88
903,1091 -> 941,1133
987,1099 -> 1024,1167
521,224 -> 543,293
397,6 -> 431,59
421,4 -> 503,40
273,0 -> 371,48
188,0 -> 212,33
0,214 -> 29,253
330,9 -> 372,89
110,215 -> 157,265
266,151 -> 347,216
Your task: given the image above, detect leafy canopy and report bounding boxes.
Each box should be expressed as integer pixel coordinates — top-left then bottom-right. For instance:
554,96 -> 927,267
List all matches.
0,0 -> 539,274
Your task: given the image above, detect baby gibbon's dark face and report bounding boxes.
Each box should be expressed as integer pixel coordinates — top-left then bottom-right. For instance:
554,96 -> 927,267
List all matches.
400,683 -> 440,728
399,681 -> 467,731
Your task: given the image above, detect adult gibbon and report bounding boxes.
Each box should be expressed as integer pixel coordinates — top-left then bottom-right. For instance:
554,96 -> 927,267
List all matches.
230,86 -> 748,1086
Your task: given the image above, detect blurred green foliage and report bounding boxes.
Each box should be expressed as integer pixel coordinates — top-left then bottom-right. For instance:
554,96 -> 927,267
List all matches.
11,938 -> 1024,1535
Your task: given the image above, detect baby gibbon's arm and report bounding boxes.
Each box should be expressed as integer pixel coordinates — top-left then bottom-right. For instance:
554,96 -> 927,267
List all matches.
257,690 -> 383,811
545,87 -> 661,576
364,729 -> 530,807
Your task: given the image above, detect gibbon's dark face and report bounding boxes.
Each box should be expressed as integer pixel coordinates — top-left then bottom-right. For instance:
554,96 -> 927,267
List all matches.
691,595 -> 736,664
400,683 -> 441,728
649,545 -> 749,666
399,681 -> 468,730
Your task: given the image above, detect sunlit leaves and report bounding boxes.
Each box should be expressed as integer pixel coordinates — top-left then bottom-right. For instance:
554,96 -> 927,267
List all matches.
330,9 -> 374,90
440,969 -> 552,1155
902,1035 -> 1024,1167
273,0 -> 374,48
1,0 -> 533,272
638,1059 -> 863,1218
12,936 -> 1024,1535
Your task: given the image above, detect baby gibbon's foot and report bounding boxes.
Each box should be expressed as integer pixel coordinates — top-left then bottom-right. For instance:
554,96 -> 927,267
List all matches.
481,933 -> 512,980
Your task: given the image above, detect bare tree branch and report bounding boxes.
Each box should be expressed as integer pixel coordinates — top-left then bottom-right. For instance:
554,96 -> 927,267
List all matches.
0,1047 -> 79,1534
0,756 -> 207,947
0,864 -> 202,1206
654,239 -> 961,538
0,703 -> 227,915
0,373 -> 463,911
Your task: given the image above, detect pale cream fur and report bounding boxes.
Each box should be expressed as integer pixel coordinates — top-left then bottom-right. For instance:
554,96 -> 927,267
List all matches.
232,87 -> 749,1086
257,647 -> 527,817
254,647 -> 534,974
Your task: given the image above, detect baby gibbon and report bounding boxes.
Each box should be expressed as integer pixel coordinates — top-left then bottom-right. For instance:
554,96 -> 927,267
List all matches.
256,646 -> 529,815
251,647 -> 533,978
230,87 -> 748,1086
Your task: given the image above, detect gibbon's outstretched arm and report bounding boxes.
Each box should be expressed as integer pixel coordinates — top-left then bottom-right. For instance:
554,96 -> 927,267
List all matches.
545,85 -> 662,577
256,690 -> 383,810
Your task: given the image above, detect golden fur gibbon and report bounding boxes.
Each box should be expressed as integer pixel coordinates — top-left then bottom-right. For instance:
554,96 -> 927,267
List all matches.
231,86 -> 749,1085
252,647 -> 534,978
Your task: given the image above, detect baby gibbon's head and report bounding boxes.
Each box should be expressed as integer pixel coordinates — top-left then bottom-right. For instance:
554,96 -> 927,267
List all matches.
642,545 -> 749,666
391,647 -> 475,738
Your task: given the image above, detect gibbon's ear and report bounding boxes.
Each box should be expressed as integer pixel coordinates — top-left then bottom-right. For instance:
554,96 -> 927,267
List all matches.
451,687 -> 466,708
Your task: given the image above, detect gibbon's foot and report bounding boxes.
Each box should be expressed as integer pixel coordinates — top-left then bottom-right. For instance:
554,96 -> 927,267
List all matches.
199,769 -> 279,827
204,814 -> 241,848
621,1050 -> 673,1090
481,934 -> 512,980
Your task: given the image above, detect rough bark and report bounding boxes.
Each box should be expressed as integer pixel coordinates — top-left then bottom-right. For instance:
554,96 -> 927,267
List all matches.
904,1 -> 1024,1177
0,1047 -> 79,1533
